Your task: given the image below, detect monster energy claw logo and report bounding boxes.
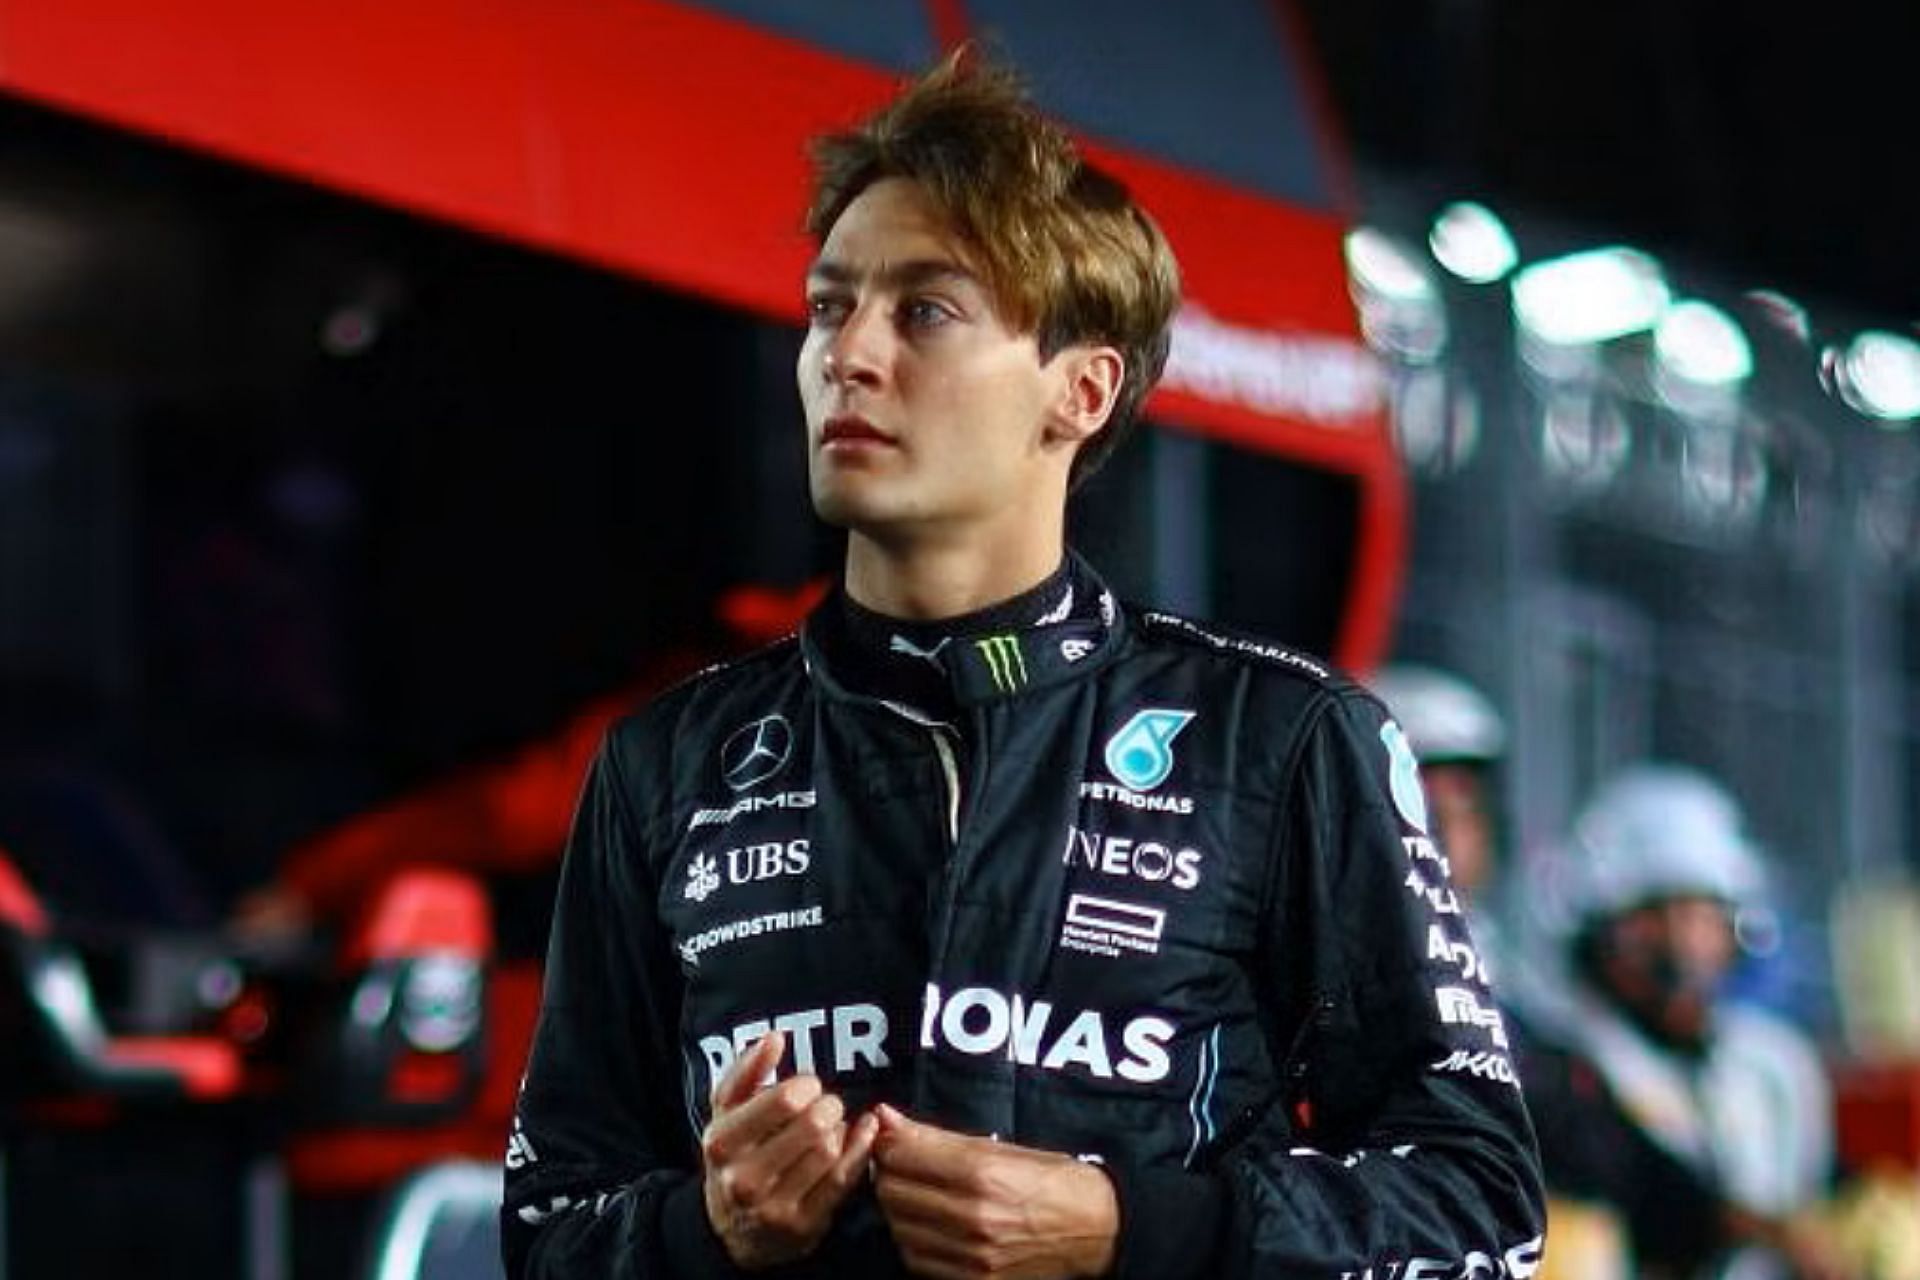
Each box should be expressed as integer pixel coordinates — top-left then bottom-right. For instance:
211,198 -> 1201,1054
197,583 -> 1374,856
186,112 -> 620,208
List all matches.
1104,709 -> 1196,792
975,634 -> 1029,692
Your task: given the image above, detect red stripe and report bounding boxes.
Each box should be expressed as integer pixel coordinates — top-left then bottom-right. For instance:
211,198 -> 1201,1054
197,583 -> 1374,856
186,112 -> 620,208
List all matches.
1267,0 -> 1363,217
924,0 -> 973,54
343,869 -> 491,967
0,0 -> 1399,663
0,849 -> 49,937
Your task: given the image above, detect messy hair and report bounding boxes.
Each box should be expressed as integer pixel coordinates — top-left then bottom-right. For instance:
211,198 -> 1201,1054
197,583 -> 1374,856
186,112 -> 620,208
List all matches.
805,48 -> 1182,489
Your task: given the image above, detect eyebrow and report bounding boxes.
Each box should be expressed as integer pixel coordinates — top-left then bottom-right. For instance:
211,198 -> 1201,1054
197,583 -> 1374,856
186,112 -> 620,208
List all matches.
805,258 -> 982,293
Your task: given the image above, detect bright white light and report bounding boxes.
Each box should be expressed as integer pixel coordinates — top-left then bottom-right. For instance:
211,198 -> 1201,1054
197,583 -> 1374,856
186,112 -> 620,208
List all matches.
1429,202 -> 1518,284
1345,228 -> 1435,303
1837,331 -> 1920,423
1512,247 -> 1671,347
1654,300 -> 1753,386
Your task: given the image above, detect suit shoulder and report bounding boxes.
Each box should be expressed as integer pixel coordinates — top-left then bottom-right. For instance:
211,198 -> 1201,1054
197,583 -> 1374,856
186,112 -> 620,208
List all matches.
610,636 -> 803,745
1131,607 -> 1357,693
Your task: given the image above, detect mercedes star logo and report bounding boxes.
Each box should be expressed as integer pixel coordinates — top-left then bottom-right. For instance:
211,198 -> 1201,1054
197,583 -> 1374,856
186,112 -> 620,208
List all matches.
720,714 -> 793,792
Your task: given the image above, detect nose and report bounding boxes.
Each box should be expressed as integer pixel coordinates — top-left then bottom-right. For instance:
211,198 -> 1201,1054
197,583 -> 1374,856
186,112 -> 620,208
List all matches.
821,301 -> 888,389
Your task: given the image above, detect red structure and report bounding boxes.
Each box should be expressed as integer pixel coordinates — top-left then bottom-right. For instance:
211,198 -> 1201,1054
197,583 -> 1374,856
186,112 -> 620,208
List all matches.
0,0 -> 1403,669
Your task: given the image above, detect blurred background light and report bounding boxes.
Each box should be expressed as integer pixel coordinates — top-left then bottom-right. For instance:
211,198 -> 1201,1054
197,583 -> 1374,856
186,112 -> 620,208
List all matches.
1512,247 -> 1671,347
1743,289 -> 1813,344
1677,418 -> 1768,529
1538,388 -> 1631,491
1428,201 -> 1519,284
1391,367 -> 1482,475
1835,330 -> 1920,423
1345,227 -> 1448,363
1654,300 -> 1754,386
1345,227 -> 1436,303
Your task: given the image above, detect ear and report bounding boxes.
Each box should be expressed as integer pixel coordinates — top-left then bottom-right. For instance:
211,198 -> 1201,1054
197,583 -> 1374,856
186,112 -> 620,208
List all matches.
1043,344 -> 1126,447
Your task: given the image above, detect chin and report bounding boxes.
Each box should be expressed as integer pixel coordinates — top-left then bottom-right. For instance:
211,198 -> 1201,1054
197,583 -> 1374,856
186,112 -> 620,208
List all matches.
809,478 -> 889,530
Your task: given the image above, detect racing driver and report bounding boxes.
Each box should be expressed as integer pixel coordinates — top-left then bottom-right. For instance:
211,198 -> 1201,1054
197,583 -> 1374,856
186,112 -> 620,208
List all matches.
503,49 -> 1544,1280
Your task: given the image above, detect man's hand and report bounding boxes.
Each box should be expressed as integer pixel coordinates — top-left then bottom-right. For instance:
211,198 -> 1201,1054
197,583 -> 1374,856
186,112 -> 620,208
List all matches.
871,1104 -> 1119,1280
701,1031 -> 878,1269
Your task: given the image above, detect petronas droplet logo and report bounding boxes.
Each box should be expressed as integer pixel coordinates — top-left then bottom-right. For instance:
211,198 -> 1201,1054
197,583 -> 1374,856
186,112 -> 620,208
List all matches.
1381,720 -> 1430,834
1104,709 -> 1196,792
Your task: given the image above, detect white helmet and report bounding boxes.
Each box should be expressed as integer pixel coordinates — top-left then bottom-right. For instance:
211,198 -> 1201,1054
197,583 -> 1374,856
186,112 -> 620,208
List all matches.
1564,764 -> 1767,923
1367,664 -> 1507,764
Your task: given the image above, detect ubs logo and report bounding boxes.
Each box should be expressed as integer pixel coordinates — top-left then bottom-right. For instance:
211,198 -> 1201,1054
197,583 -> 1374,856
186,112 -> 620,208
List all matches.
721,715 -> 792,792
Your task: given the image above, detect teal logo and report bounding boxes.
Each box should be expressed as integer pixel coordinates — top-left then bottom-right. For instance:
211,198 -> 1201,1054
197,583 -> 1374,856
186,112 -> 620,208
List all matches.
1381,720 -> 1430,834
1104,709 -> 1196,792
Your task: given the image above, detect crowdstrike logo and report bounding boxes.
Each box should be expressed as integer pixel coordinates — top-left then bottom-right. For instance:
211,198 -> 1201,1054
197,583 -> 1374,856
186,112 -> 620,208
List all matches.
678,905 -> 824,966
1104,708 -> 1195,792
1060,638 -> 1095,663
721,715 -> 792,792
974,633 -> 1028,692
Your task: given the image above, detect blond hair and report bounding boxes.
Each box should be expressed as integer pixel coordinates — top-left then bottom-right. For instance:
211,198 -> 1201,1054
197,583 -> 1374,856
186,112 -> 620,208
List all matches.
805,50 -> 1182,488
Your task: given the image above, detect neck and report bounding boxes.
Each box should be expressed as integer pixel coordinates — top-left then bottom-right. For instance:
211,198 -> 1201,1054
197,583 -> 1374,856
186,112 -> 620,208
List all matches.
843,521 -> 1067,621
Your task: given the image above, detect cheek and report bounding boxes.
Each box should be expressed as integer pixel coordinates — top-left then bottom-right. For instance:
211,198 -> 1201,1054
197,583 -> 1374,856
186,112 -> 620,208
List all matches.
796,342 -> 824,399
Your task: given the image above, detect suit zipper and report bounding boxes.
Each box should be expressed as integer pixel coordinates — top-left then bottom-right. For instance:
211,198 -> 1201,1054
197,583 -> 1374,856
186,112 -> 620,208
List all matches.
927,726 -> 962,845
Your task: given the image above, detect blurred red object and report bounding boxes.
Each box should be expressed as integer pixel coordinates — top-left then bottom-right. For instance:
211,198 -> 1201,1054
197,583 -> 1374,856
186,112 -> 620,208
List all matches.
1834,1060 -> 1920,1172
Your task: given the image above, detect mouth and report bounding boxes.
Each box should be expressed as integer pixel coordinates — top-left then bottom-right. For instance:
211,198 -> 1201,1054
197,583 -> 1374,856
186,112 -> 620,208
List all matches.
820,414 -> 897,450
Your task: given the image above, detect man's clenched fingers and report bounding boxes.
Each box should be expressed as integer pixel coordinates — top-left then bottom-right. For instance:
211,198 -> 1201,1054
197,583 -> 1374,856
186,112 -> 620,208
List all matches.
801,1110 -> 879,1212
703,1069 -> 824,1164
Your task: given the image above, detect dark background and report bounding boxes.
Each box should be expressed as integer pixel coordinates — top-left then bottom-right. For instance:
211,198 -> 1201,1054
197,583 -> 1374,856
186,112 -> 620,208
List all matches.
1295,0 -> 1919,320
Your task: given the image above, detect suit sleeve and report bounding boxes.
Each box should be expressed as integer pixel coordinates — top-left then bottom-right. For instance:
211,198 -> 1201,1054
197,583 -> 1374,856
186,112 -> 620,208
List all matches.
499,732 -> 743,1278
1117,687 -> 1546,1279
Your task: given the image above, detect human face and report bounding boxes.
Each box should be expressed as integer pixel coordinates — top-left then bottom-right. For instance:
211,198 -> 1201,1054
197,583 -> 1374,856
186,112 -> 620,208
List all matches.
1597,894 -> 1738,1050
798,178 -> 1078,543
1422,764 -> 1497,897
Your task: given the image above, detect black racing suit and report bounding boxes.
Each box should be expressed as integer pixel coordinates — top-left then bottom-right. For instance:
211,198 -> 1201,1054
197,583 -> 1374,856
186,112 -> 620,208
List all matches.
502,557 -> 1544,1278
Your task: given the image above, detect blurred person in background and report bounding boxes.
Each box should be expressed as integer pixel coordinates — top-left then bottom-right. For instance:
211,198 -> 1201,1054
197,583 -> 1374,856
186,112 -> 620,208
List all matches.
1367,664 -> 1577,1026
1521,763 -> 1851,1280
1365,664 -> 1506,902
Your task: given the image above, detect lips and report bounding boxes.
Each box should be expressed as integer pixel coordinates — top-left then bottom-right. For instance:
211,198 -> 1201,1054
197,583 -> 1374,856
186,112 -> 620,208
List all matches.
821,414 -> 896,448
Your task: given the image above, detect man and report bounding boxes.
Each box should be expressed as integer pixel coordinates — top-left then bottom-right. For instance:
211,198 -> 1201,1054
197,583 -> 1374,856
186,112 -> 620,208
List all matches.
503,52 -> 1542,1278
1520,764 -> 1847,1280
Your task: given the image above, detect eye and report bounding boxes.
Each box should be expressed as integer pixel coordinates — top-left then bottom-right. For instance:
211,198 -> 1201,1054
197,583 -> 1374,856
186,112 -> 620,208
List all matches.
900,297 -> 956,330
805,293 -> 850,327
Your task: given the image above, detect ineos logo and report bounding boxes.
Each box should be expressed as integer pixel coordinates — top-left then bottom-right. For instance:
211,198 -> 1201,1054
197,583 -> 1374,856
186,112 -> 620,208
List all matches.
721,715 -> 792,792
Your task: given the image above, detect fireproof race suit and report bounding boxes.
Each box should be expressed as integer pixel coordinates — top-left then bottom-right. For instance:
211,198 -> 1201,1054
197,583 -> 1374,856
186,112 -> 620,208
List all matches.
502,556 -> 1544,1279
